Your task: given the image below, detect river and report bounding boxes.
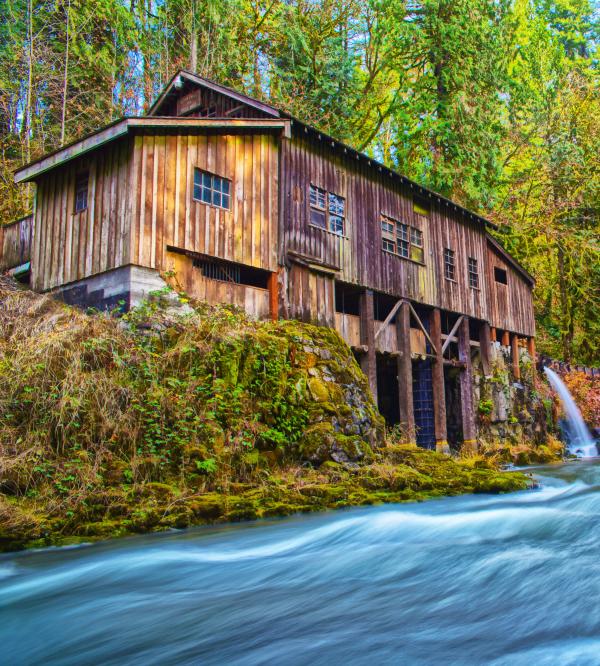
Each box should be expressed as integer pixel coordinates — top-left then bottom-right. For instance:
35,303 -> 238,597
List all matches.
1,461 -> 599,665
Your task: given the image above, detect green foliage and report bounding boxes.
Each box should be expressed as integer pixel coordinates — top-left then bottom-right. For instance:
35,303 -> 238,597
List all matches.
478,399 -> 494,416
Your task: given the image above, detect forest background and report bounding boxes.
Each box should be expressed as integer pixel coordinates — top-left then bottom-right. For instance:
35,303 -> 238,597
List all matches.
0,0 -> 598,364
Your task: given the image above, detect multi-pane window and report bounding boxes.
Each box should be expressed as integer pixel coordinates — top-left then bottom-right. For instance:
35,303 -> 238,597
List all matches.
381,215 -> 424,263
309,184 -> 345,235
468,257 -> 479,289
74,170 -> 89,213
444,248 -> 455,280
193,168 -> 231,209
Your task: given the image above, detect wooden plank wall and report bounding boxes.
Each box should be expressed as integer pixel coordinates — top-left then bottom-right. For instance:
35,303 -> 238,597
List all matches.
281,133 -> 534,337
131,131 -> 279,277
0,215 -> 32,271
486,244 -> 535,337
31,139 -> 132,292
285,263 -> 335,327
165,250 -> 270,318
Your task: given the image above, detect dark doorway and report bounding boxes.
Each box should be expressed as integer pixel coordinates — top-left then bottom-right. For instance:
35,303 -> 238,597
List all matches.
413,360 -> 435,449
376,354 -> 399,425
444,366 -> 463,450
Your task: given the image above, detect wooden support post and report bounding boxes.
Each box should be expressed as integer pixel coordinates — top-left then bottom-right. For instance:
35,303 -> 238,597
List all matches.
490,327 -> 497,343
359,289 -> 378,404
511,334 -> 521,380
527,337 -> 536,385
501,330 -> 510,347
396,301 -> 415,443
267,271 -> 279,322
479,322 -> 492,376
430,308 -> 449,454
458,316 -> 477,453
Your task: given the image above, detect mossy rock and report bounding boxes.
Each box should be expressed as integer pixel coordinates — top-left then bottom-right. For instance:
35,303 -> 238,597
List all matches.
298,422 -> 372,465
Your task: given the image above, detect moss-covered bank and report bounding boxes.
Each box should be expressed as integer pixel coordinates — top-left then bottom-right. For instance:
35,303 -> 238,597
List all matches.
0,284 -> 530,552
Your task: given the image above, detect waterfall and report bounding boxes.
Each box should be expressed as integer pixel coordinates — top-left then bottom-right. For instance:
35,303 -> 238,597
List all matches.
544,366 -> 597,458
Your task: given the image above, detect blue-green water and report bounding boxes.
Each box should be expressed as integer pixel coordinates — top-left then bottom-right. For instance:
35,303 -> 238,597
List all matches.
1,461 -> 599,665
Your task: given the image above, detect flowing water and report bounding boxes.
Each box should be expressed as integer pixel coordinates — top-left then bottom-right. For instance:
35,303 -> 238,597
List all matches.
544,366 -> 597,457
1,461 -> 600,666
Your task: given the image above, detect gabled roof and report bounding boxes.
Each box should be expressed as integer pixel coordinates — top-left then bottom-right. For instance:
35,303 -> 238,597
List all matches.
14,117 -> 290,183
486,233 -> 535,286
149,70 -> 281,118
148,70 -> 496,231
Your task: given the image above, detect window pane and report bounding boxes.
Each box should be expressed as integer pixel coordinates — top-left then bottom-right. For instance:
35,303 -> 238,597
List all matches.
193,184 -> 202,201
194,169 -> 202,188
222,194 -> 230,210
382,238 -> 395,252
310,208 -> 326,229
398,240 -> 409,258
411,227 -> 423,247
330,214 -> 344,235
221,179 -> 230,195
203,172 -> 212,188
310,184 -> 326,209
328,193 -> 344,216
411,245 -> 424,263
201,187 -> 212,204
212,191 -> 222,207
398,224 -> 409,241
381,220 -> 394,235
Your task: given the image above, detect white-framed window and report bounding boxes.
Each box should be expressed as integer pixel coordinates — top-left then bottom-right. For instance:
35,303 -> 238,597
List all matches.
381,215 -> 424,263
468,257 -> 479,289
193,168 -> 231,210
309,184 -> 345,235
444,248 -> 456,281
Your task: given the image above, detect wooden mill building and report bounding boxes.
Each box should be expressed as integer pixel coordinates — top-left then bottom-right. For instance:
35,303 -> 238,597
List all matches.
4,70 -> 536,452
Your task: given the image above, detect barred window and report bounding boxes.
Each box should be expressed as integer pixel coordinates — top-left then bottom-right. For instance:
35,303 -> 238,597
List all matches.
444,248 -> 455,281
309,184 -> 345,235
468,257 -> 479,289
193,168 -> 231,210
381,215 -> 424,263
74,170 -> 89,213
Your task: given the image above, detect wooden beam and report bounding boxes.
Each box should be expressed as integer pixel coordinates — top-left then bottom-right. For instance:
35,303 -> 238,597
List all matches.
480,322 -> 492,376
374,298 -> 403,341
458,316 -> 477,453
501,330 -> 510,347
359,289 -> 378,403
527,337 -> 537,386
430,308 -> 449,454
397,301 -> 415,443
15,118 -> 291,183
267,271 -> 278,322
490,327 -> 497,342
511,334 -> 521,380
406,301 -> 437,354
441,315 -> 464,355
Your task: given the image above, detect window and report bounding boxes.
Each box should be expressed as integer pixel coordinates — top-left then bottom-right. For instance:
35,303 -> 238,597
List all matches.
381,215 -> 424,263
444,248 -> 455,281
193,256 -> 269,289
193,168 -> 231,209
494,266 -> 508,285
74,171 -> 89,213
468,257 -> 479,289
413,196 -> 430,217
309,184 -> 345,235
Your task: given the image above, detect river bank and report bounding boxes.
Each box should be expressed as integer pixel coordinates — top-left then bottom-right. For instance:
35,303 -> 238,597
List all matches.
1,460 -> 598,665
0,284 -> 556,552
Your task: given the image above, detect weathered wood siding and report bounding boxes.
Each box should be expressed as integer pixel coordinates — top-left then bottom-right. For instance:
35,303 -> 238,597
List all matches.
0,215 -> 32,271
31,139 -> 132,292
165,250 -> 271,319
130,131 -> 279,275
486,244 -> 535,337
281,133 -> 533,336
